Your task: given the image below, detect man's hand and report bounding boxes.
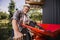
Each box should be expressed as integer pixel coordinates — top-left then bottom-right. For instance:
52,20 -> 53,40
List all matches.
13,31 -> 23,40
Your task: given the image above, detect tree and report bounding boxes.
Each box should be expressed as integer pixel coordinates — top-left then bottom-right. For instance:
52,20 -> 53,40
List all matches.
8,0 -> 15,18
29,9 -> 42,21
0,12 -> 9,19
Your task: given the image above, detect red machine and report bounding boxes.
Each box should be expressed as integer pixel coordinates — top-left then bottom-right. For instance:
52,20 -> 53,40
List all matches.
22,24 -> 60,40
38,24 -> 60,32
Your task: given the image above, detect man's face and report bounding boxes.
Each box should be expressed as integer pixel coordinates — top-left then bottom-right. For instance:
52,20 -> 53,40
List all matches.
23,6 -> 30,14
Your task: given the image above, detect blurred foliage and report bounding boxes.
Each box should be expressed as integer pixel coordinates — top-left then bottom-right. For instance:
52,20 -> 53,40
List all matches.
8,0 -> 15,18
29,8 -> 42,22
0,19 -> 12,40
0,12 -> 9,19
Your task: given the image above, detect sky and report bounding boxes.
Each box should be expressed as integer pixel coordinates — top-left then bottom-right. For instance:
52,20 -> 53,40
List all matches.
0,0 -> 25,14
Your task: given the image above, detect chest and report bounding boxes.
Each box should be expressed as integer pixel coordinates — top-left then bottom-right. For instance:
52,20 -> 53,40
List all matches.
19,14 -> 29,22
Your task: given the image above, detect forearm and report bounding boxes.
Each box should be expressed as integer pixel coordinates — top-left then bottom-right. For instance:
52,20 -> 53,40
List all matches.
12,20 -> 19,32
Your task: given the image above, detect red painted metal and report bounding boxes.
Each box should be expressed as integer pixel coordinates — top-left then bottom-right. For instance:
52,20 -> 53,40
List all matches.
38,24 -> 60,32
22,24 -> 57,40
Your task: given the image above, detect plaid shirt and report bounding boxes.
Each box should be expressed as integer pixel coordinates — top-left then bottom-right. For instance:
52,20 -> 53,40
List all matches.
12,10 -> 30,23
12,10 -> 30,31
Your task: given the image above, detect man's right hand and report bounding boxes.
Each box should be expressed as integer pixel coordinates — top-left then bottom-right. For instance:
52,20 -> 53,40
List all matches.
13,31 -> 23,40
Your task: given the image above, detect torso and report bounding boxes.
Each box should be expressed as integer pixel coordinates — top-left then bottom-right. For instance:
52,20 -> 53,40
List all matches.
18,10 -> 29,25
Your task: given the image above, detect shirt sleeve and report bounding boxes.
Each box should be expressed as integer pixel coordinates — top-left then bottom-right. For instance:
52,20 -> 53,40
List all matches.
12,10 -> 20,21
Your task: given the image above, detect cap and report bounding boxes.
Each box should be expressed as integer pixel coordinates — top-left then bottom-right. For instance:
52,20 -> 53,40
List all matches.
23,4 -> 30,8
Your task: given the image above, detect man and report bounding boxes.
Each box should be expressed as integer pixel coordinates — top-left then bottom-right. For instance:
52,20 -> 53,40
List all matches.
12,4 -> 31,40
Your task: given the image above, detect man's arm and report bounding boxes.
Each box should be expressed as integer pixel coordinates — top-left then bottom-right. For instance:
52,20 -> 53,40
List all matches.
12,10 -> 20,32
12,19 -> 19,32
12,10 -> 23,39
